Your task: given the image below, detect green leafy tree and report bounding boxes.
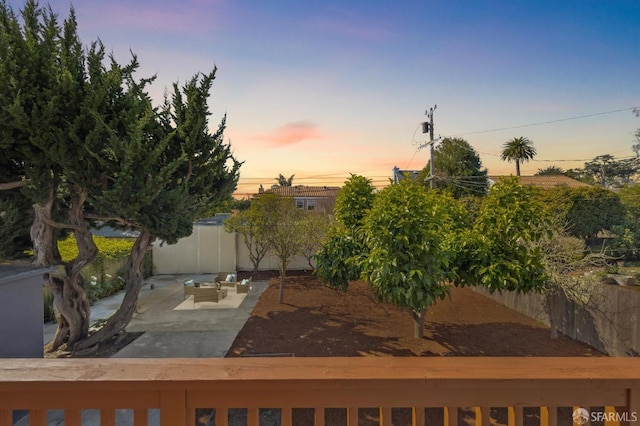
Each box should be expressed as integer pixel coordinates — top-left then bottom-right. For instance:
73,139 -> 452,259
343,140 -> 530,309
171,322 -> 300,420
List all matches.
314,175 -> 376,289
0,198 -> 31,258
299,212 -> 331,270
334,174 -> 376,231
317,176 -> 550,339
539,186 -> 624,239
565,168 -> 597,185
256,193 -> 304,304
610,184 -> 640,259
419,137 -> 488,198
501,136 -> 537,176
461,178 -> 550,294
0,159 -> 31,258
362,180 -> 469,337
581,155 -> 640,188
584,155 -> 619,187
224,208 -> 269,273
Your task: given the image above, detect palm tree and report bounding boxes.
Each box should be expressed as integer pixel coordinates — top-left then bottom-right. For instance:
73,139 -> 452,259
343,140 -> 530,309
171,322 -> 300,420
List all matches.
275,173 -> 294,186
501,137 -> 536,176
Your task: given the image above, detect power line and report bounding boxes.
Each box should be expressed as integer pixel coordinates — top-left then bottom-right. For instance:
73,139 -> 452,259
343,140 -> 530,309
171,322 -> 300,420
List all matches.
448,106 -> 638,138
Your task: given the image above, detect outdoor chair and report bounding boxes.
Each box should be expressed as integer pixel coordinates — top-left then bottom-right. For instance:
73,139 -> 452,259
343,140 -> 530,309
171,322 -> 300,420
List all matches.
235,277 -> 252,294
218,272 -> 239,288
215,272 -> 237,284
193,287 -> 227,304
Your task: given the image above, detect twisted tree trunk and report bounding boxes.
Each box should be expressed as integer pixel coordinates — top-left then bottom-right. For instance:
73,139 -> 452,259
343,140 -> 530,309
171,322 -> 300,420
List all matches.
74,228 -> 153,354
31,174 -> 62,267
45,186 -> 96,353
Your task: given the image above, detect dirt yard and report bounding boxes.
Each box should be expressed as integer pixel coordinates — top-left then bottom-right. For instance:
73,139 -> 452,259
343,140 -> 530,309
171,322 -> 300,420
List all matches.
210,273 -> 603,425
227,273 -> 601,357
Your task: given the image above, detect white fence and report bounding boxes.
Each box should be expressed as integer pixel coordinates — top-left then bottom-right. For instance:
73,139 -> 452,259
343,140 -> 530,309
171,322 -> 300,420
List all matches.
152,223 -> 313,275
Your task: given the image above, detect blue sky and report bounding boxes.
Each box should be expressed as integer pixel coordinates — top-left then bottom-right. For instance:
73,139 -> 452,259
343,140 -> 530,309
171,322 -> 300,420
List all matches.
13,1 -> 640,196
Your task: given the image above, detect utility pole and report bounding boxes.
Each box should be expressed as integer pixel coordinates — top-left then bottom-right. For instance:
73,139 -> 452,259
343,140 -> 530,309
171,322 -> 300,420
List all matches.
420,105 -> 438,189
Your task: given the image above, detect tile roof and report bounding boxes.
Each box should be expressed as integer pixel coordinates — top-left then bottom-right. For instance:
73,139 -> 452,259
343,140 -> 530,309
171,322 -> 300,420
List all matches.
488,175 -> 591,189
263,185 -> 341,198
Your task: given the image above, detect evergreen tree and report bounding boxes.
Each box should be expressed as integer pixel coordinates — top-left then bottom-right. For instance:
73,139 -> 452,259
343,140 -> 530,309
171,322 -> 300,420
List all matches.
0,2 -> 240,354
420,137 -> 488,198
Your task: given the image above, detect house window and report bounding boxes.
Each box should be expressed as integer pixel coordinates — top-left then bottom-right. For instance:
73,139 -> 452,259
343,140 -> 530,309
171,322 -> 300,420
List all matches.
307,200 -> 316,210
296,199 -> 304,209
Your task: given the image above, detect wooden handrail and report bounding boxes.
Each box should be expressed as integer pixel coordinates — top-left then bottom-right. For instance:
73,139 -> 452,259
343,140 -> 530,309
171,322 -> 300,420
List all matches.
1,357 -> 639,426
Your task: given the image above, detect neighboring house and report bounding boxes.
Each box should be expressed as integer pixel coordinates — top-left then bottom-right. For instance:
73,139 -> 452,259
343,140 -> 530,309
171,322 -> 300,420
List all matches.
392,166 -> 421,184
257,185 -> 340,212
487,175 -> 591,190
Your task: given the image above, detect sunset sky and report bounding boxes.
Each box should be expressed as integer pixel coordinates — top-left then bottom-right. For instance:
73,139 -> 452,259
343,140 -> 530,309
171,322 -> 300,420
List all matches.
12,1 -> 640,197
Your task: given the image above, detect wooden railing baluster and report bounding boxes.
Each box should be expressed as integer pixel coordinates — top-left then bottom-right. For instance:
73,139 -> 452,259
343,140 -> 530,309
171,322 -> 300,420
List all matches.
133,408 -> 148,426
29,409 -> 46,426
216,407 -> 229,426
247,407 -> 259,426
314,407 -> 325,426
65,409 -> 82,426
347,406 -> 358,426
100,408 -> 116,426
380,406 -> 392,425
0,409 -> 10,426
281,406 -> 292,426
412,406 -> 425,426
445,406 -> 457,426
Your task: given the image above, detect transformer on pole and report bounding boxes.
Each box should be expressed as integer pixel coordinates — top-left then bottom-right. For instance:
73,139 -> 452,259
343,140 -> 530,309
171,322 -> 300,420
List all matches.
419,105 -> 437,189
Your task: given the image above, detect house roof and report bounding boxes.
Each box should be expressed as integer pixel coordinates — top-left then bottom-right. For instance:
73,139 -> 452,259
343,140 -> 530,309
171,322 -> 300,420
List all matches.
488,175 -> 591,189
263,185 -> 341,198
392,166 -> 421,183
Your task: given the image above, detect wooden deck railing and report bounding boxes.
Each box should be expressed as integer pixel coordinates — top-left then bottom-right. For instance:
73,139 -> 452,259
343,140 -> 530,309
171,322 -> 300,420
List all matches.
1,357 -> 639,426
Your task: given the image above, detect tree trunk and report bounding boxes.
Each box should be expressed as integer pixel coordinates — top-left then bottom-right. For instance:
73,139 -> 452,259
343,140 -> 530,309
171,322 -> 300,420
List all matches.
73,228 -> 153,354
278,263 -> 287,304
45,186 -> 96,353
515,160 -> 521,177
411,308 -> 427,338
31,174 -> 61,267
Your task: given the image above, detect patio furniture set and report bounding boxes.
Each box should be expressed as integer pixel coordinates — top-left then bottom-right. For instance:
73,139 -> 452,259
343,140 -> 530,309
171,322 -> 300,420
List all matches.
183,272 -> 252,304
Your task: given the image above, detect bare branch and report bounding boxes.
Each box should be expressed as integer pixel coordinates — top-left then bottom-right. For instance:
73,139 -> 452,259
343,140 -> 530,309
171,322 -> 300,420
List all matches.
0,180 -> 28,190
33,204 -> 79,230
82,212 -> 139,228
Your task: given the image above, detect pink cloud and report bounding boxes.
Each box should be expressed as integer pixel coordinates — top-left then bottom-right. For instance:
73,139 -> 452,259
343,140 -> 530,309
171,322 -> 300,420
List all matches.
253,122 -> 326,147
